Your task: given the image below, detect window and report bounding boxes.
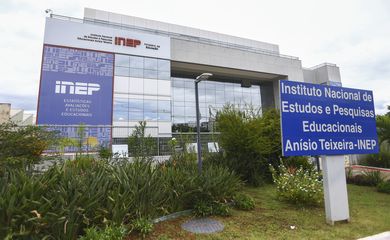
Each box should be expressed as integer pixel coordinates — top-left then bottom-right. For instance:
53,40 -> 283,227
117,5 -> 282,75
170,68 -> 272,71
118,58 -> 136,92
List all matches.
130,68 -> 143,78
115,55 -> 130,67
144,69 -> 158,79
128,99 -> 143,112
144,58 -> 157,70
114,76 -> 129,93
158,100 -> 171,113
158,59 -> 170,72
115,66 -> 129,77
144,79 -> 158,95
130,56 -> 143,68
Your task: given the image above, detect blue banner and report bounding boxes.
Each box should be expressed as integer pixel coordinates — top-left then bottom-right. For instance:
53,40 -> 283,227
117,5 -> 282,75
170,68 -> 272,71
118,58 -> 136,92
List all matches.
279,80 -> 379,156
37,45 -> 114,125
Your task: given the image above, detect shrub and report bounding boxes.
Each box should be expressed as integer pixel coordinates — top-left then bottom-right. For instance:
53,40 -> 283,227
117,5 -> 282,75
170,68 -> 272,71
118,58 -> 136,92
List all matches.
193,200 -> 231,217
270,164 -> 323,206
193,200 -> 214,217
0,122 -> 57,173
377,181 -> 390,194
362,170 -> 384,186
360,152 -> 390,168
348,171 -> 384,186
215,106 -> 282,186
233,193 -> 255,211
131,218 -> 153,238
283,156 -> 315,172
80,225 -> 127,240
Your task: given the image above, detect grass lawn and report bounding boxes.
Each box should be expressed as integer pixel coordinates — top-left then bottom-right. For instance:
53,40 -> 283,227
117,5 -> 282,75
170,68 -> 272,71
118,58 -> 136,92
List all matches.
134,184 -> 390,240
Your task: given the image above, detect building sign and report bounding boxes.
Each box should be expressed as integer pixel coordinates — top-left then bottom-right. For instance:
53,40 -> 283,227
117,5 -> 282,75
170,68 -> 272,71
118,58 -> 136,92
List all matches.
279,80 -> 378,156
37,45 -> 114,125
44,17 -> 170,59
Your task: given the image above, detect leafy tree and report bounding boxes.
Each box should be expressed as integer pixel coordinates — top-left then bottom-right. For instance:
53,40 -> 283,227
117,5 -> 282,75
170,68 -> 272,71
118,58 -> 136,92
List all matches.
376,110 -> 390,152
215,105 -> 281,185
0,122 -> 57,171
128,121 -> 156,160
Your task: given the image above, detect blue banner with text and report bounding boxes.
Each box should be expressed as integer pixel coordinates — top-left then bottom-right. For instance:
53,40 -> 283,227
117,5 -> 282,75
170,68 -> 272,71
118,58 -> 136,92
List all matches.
37,45 -> 114,125
279,80 -> 379,156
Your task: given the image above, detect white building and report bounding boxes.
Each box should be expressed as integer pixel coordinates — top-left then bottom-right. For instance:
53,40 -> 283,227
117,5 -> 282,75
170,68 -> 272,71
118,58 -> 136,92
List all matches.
37,8 -> 342,154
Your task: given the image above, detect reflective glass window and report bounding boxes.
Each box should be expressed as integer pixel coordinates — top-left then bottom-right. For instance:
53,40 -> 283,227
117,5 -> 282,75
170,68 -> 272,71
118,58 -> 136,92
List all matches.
128,99 -> 143,112
115,66 -> 130,76
129,78 -> 143,94
144,69 -> 158,79
173,88 -> 185,101
173,106 -> 185,116
158,59 -> 170,71
144,58 -> 157,70
173,116 -> 185,124
158,100 -> 171,113
158,112 -> 171,121
185,106 -> 196,117
129,111 -> 143,120
144,79 -> 158,95
144,99 -> 158,112
158,71 -> 170,80
113,111 -> 128,121
114,76 -> 129,93
113,98 -> 128,111
158,80 -> 171,95
115,55 -> 130,67
144,111 -> 158,121
130,68 -> 143,78
130,56 -> 143,68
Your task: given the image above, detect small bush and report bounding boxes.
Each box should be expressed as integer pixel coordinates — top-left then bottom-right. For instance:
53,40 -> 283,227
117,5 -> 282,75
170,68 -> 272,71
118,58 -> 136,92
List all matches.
131,218 -> 153,238
377,181 -> 390,194
283,156 -> 315,172
362,170 -> 384,186
193,200 -> 231,217
80,225 -> 127,240
349,171 -> 384,186
233,193 -> 255,210
270,164 -> 323,206
360,152 -> 390,168
193,200 -> 214,217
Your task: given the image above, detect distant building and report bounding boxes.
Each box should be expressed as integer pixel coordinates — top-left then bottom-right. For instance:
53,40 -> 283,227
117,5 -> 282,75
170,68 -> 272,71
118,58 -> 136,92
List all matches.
0,103 -> 11,124
0,103 -> 34,126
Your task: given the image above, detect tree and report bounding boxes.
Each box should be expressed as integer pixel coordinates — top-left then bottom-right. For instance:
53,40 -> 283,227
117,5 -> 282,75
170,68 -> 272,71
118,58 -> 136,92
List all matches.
0,122 -> 57,171
215,105 -> 281,186
376,113 -> 390,152
128,121 -> 156,160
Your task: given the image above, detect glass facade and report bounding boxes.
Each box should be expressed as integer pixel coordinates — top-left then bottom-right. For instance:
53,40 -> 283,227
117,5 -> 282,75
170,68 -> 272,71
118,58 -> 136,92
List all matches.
113,54 -> 171,124
172,77 -> 262,132
112,55 -> 262,136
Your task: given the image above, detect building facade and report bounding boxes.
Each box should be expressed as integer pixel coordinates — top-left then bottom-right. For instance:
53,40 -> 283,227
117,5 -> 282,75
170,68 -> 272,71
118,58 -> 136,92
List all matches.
37,8 -> 342,154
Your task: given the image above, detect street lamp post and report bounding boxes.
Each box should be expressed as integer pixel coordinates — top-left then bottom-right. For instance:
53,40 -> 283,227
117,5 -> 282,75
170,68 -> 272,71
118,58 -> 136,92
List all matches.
195,73 -> 213,174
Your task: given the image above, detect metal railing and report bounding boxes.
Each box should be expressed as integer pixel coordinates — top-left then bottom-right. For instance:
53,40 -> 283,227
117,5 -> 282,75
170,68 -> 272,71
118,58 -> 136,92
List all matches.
50,14 -> 299,60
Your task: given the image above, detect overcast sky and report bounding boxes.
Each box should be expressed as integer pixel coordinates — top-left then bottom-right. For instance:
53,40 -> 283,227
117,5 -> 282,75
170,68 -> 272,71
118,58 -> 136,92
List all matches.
0,0 -> 389,114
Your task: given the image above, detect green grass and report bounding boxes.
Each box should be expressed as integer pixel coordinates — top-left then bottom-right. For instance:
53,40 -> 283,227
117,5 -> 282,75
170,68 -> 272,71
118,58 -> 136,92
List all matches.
141,184 -> 390,240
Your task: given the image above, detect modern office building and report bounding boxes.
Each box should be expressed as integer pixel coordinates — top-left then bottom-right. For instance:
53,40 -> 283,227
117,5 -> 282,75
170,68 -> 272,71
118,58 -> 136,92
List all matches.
37,8 -> 342,154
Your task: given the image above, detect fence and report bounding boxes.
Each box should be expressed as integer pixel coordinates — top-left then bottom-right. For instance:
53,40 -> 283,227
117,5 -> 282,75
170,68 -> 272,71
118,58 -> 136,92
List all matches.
40,125 -> 220,157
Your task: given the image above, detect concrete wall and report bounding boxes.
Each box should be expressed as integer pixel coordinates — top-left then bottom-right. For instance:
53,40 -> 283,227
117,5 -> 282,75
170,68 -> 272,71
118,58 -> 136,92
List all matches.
0,103 -> 11,124
84,8 -> 279,53
303,63 -> 341,85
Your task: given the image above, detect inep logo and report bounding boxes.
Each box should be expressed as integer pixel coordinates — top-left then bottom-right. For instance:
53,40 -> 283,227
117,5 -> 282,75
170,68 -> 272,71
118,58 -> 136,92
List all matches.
55,81 -> 100,95
114,37 -> 141,47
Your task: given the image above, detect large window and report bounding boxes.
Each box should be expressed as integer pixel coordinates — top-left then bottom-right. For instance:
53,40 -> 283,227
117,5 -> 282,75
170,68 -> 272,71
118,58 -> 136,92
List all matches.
172,77 -> 262,131
113,54 -> 172,125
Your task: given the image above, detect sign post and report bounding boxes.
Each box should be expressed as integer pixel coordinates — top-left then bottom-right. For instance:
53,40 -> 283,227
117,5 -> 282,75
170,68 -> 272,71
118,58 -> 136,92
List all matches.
279,80 -> 378,224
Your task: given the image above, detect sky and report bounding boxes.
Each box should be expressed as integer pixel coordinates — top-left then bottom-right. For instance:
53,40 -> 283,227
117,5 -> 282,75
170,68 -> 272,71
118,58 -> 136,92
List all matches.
0,0 -> 389,114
